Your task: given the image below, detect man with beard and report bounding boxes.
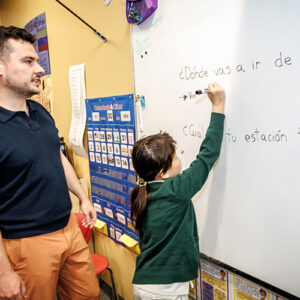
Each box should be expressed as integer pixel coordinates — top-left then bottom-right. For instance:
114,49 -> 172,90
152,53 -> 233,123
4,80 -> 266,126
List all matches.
0,26 -> 100,300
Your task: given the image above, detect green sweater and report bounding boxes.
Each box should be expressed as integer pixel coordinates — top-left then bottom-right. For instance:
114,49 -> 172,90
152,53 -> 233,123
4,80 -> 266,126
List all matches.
133,113 -> 225,284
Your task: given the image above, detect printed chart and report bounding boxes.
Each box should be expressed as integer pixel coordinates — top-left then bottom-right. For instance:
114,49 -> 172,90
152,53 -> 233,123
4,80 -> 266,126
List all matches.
86,94 -> 139,244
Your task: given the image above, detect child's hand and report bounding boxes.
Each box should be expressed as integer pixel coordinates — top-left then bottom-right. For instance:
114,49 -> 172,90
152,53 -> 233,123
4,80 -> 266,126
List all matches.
207,82 -> 225,114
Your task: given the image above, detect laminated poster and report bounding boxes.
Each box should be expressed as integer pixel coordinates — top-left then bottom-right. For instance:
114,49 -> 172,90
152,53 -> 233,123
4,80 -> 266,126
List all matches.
24,12 -> 51,76
30,74 -> 53,114
25,13 -> 53,113
201,258 -> 287,300
229,275 -> 287,300
201,259 -> 229,300
86,94 -> 139,245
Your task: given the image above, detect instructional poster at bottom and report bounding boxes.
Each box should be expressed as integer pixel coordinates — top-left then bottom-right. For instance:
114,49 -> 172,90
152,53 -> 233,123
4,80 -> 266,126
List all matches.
229,275 -> 287,300
201,258 -> 287,300
201,259 -> 229,300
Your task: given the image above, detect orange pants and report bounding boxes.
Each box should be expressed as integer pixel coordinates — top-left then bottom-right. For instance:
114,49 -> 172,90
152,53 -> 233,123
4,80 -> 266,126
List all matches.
3,213 -> 100,300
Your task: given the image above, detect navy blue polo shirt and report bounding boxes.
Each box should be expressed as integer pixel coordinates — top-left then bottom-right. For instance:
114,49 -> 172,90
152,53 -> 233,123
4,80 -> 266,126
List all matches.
0,100 -> 71,239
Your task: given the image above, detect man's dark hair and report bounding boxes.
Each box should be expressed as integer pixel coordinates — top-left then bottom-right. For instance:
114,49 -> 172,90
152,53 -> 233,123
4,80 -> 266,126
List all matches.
0,26 -> 34,58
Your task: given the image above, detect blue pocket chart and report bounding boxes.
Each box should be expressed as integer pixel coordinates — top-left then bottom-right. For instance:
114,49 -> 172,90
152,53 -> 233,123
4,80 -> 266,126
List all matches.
86,94 -> 139,244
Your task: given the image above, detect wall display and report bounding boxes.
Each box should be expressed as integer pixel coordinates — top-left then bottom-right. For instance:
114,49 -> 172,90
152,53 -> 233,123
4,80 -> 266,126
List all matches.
69,64 -> 88,157
201,259 -> 229,300
30,74 -> 53,114
25,12 -> 53,113
201,258 -> 288,300
25,12 -> 51,76
86,94 -> 139,244
131,0 -> 300,296
228,275 -> 286,300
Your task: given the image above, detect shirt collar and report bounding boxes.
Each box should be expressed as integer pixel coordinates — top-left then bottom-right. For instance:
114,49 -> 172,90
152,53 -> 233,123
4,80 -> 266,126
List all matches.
0,106 -> 17,123
27,100 -> 38,113
147,180 -> 164,184
0,100 -> 37,123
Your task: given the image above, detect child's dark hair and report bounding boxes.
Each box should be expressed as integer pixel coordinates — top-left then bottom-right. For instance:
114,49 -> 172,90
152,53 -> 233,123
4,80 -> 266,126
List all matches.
131,132 -> 176,232
0,26 -> 34,58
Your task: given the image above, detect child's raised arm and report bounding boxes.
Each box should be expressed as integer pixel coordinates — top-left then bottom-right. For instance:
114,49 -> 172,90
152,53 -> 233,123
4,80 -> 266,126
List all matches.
170,82 -> 225,200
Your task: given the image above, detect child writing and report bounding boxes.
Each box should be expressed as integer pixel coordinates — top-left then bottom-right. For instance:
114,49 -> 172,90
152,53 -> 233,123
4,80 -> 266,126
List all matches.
130,82 -> 225,300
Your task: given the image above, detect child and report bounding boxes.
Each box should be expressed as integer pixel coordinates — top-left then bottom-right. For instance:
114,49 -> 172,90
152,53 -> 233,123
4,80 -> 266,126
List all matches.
131,82 -> 225,300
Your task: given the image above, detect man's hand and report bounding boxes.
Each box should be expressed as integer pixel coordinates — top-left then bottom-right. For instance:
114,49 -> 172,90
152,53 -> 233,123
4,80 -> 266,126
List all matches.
0,269 -> 26,300
80,200 -> 97,228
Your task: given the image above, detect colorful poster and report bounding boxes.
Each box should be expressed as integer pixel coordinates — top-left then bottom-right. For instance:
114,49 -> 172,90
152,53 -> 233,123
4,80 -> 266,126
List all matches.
24,12 -> 51,76
30,74 -> 53,113
200,259 -> 288,300
201,259 -> 228,300
86,94 -> 139,245
25,13 -> 52,113
229,275 -> 287,300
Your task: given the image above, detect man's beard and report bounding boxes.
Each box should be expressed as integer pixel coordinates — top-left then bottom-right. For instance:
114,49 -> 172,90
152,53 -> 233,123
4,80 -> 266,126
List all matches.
6,77 -> 40,98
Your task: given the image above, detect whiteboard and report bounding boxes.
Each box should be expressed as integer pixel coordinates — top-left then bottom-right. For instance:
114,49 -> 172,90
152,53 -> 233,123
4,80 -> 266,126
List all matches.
131,0 -> 300,297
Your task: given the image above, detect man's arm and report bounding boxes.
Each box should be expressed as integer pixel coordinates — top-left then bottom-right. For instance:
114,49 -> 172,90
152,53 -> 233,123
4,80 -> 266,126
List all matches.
0,232 -> 26,299
60,151 -> 97,228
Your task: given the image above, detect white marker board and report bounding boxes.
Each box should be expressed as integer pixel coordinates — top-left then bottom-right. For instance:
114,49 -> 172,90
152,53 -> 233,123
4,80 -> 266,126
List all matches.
131,0 -> 300,297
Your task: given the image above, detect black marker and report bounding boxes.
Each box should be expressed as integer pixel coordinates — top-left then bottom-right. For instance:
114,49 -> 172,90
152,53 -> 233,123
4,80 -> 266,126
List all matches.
195,88 -> 210,95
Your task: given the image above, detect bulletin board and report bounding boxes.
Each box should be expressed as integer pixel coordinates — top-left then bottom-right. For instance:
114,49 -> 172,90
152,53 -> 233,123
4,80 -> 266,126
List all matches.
131,0 -> 300,297
24,12 -> 51,76
25,12 -> 53,113
86,94 -> 139,244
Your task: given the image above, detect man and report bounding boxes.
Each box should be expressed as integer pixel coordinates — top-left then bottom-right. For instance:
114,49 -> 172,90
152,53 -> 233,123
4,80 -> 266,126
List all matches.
0,26 -> 100,300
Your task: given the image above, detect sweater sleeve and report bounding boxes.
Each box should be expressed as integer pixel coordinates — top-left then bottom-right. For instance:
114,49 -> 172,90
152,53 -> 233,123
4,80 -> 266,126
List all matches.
170,112 -> 225,201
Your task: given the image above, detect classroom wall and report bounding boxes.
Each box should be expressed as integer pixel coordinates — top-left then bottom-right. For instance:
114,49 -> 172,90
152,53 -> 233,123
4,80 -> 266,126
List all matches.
0,0 -> 137,299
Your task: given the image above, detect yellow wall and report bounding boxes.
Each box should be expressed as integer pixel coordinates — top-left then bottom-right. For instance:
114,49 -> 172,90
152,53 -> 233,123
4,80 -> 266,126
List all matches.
0,1 -> 137,299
